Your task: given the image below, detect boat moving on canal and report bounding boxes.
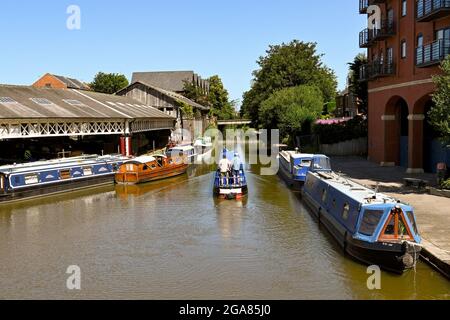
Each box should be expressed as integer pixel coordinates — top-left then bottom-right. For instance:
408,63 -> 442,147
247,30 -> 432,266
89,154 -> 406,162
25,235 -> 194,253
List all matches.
213,149 -> 248,200
278,149 -> 317,191
0,154 -> 128,204
115,154 -> 188,185
302,155 -> 422,274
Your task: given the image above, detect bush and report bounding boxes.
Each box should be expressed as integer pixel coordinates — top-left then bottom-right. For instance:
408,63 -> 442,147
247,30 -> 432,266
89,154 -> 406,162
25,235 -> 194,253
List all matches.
313,115 -> 367,145
441,178 -> 450,190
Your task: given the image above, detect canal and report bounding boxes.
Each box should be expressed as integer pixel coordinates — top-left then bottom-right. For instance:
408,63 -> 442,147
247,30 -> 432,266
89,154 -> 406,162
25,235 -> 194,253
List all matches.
0,145 -> 449,299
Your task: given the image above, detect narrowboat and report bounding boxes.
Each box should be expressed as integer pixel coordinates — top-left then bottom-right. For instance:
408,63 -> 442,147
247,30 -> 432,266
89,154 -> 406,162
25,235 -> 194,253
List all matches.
213,149 -> 248,200
194,137 -> 213,162
302,155 -> 422,274
115,154 -> 188,185
166,145 -> 197,164
278,149 -> 314,191
0,154 -> 128,204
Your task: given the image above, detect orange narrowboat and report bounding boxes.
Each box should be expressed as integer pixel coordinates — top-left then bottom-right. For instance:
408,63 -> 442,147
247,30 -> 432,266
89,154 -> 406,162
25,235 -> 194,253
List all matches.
115,154 -> 188,185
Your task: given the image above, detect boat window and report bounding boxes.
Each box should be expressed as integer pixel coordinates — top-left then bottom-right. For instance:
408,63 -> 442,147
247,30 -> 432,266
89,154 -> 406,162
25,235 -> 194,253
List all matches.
398,218 -> 408,238
60,169 -> 71,180
332,199 -> 337,208
313,157 -> 331,171
83,167 -> 93,176
384,215 -> 395,235
143,165 -> 149,171
300,160 -> 311,167
359,210 -> 384,236
14,176 -> 20,185
342,203 -> 350,220
406,211 -> 419,235
151,164 -> 156,169
24,174 -> 39,185
322,189 -> 327,202
0,175 -> 4,191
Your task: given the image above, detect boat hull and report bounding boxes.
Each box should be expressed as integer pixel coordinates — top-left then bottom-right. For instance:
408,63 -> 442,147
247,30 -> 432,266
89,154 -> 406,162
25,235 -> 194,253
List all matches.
278,163 -> 304,191
0,174 -> 115,204
213,185 -> 248,200
302,191 -> 421,274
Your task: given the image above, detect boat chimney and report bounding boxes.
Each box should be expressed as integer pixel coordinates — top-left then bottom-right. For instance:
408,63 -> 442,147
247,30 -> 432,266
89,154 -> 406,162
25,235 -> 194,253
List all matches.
375,182 -> 379,197
295,147 -> 299,154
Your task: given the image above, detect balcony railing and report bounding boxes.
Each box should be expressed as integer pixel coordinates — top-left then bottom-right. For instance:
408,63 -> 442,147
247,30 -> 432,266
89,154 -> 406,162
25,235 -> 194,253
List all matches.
359,19 -> 395,48
360,0 -> 369,13
359,61 -> 396,81
417,0 -> 450,22
416,39 -> 450,67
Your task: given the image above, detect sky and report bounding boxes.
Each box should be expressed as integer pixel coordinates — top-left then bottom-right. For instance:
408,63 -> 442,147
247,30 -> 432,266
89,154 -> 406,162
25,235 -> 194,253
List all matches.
0,0 -> 366,107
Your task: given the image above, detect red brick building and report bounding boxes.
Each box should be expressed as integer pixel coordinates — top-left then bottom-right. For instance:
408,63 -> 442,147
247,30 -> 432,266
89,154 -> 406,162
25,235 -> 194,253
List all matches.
359,0 -> 450,173
33,73 -> 91,91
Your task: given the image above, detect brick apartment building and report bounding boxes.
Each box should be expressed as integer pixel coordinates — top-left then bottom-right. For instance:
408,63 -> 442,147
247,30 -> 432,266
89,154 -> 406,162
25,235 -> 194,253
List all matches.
359,0 -> 450,173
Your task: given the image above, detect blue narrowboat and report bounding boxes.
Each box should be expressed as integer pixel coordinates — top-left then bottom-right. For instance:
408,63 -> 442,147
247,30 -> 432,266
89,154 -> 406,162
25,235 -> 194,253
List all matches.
278,149 -> 317,191
302,155 -> 422,273
0,154 -> 128,204
213,149 -> 248,200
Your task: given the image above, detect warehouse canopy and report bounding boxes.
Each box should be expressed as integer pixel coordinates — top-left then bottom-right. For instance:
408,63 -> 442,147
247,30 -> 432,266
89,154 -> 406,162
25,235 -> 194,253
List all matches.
0,85 -> 175,139
0,85 -> 174,119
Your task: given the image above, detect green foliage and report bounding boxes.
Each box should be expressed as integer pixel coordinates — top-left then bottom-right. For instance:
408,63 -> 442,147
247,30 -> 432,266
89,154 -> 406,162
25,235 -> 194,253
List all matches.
259,85 -> 324,142
177,100 -> 194,119
348,53 -> 368,114
429,56 -> 450,144
90,72 -> 129,94
182,80 -> 211,107
241,40 -> 337,125
182,75 -> 237,121
207,75 -> 237,120
313,115 -> 367,145
441,178 -> 450,190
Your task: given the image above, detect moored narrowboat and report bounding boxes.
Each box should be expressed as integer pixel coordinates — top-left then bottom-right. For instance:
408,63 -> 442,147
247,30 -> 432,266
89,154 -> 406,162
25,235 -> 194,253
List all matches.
166,145 -> 197,163
302,155 -> 422,274
115,154 -> 188,185
278,149 -> 315,191
213,149 -> 248,200
0,154 -> 128,204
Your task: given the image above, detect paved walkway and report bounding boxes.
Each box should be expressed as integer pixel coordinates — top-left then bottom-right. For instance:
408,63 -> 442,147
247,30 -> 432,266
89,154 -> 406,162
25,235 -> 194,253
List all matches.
331,156 -> 450,279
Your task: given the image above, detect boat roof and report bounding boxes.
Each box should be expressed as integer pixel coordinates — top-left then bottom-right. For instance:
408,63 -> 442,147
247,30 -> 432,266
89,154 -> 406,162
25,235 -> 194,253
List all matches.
168,145 -> 194,151
0,154 -> 127,174
125,156 -> 156,164
311,171 -> 402,206
280,150 -> 315,159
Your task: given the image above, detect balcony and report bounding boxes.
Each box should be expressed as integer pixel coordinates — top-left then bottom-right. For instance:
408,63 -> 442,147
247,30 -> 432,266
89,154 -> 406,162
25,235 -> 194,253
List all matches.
416,39 -> 450,67
359,19 -> 395,48
360,0 -> 369,14
359,61 -> 396,81
417,0 -> 450,22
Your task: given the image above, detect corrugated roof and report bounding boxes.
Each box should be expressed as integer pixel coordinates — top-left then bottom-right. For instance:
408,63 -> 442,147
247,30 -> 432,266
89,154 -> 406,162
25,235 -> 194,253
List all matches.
132,71 -> 195,92
0,85 -> 175,120
117,81 -> 210,111
52,75 -> 91,90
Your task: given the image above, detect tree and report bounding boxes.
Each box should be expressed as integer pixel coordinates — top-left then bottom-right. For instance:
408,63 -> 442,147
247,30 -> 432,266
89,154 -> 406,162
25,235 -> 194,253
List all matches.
207,75 -> 236,120
182,80 -> 211,108
241,40 -> 337,125
90,72 -> 129,94
259,85 -> 324,144
348,53 -> 368,114
429,56 -> 450,143
182,75 -> 236,120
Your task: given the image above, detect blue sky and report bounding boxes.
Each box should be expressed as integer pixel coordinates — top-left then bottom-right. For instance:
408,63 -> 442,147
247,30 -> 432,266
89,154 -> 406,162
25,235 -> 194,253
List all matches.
0,0 -> 366,106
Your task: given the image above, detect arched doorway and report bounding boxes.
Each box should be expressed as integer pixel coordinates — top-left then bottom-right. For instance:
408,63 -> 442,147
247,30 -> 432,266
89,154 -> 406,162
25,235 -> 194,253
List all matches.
384,96 -> 409,167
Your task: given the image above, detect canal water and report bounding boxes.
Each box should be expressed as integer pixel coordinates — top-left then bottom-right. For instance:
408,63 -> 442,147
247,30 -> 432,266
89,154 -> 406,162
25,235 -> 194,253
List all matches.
0,146 -> 449,299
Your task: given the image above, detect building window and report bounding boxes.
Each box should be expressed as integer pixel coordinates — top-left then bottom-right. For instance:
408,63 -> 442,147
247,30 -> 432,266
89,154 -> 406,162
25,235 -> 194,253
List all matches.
387,47 -> 393,64
401,0 -> 407,17
401,40 -> 407,58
